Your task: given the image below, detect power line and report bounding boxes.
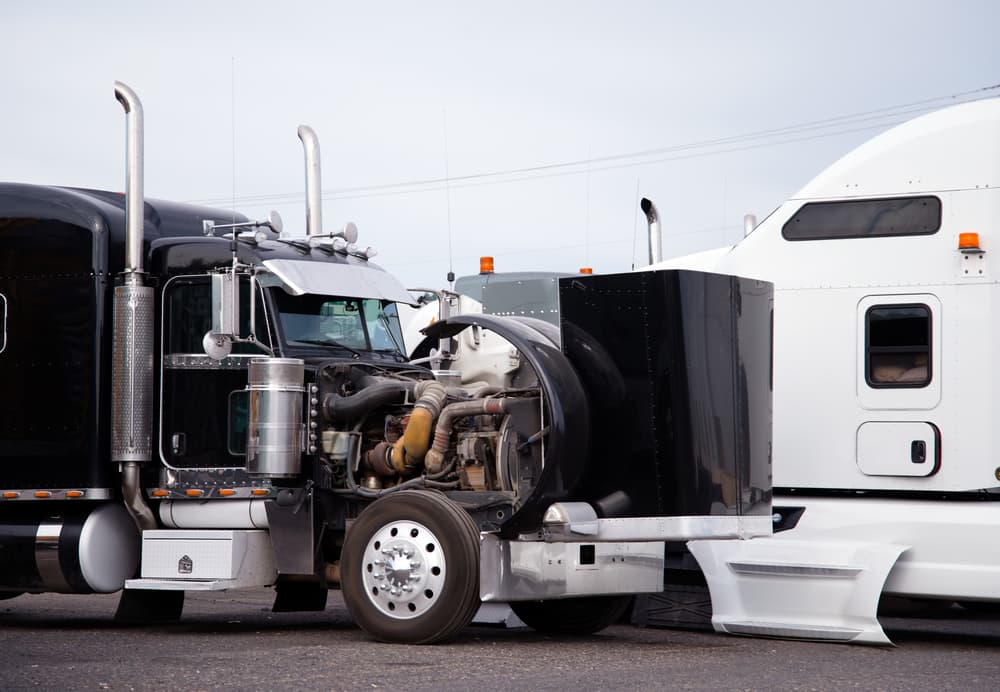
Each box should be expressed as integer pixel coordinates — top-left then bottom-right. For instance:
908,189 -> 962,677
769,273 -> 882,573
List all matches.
385,223 -> 741,268
186,83 -> 1000,207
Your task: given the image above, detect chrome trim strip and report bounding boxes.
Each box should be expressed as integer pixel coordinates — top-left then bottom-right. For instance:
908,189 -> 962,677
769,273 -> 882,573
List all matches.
0,489 -> 114,501
728,561 -> 863,578
542,514 -> 773,543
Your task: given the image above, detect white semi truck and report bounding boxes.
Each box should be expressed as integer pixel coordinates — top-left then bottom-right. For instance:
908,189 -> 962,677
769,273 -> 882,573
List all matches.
649,96 -> 1000,644
0,83 -> 772,643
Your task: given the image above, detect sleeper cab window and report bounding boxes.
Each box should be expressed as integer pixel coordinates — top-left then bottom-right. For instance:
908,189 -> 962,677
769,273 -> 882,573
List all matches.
866,304 -> 931,388
781,196 -> 941,240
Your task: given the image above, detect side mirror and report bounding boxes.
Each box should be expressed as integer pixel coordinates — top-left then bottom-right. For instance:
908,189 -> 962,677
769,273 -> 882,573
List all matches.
266,210 -> 284,235
203,272 -> 239,360
341,221 -> 358,244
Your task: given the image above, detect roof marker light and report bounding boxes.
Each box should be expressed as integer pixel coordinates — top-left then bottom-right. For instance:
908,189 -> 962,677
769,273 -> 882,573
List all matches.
579,267 -> 593,275
959,232 -> 982,252
479,256 -> 495,274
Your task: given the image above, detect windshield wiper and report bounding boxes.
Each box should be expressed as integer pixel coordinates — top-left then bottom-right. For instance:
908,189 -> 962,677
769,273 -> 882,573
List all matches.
291,338 -> 363,358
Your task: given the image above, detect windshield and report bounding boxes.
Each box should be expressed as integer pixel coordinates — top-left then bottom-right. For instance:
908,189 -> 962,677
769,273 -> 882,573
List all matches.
271,290 -> 405,356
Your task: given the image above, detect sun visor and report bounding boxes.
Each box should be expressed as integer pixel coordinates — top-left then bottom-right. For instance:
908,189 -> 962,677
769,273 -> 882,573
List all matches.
260,259 -> 418,305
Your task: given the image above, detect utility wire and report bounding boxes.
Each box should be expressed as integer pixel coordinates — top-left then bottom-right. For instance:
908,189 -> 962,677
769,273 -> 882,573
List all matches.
187,83 -> 1000,207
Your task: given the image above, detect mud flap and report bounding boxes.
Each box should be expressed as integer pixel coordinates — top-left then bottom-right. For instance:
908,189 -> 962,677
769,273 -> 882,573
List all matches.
688,538 -> 908,645
115,588 -> 184,623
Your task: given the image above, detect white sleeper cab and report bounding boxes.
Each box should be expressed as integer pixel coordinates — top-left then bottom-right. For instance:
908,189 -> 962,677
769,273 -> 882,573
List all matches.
654,97 -> 1000,644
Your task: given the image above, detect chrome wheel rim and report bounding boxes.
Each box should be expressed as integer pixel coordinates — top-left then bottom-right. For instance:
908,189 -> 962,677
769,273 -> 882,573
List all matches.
361,519 -> 446,619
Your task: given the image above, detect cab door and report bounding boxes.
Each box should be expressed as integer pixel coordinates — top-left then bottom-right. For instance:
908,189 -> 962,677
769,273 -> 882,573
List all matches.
159,275 -> 272,469
855,294 -> 941,478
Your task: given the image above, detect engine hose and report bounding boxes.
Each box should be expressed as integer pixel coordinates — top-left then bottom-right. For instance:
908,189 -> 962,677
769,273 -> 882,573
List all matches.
424,398 -> 510,475
389,380 -> 447,475
336,469 -> 457,499
321,381 -> 414,424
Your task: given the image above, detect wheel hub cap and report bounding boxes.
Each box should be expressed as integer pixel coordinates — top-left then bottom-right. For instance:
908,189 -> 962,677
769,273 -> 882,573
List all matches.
361,519 -> 446,619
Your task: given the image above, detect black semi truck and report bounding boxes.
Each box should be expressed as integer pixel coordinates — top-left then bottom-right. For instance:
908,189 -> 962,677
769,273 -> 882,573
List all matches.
0,83 -> 772,643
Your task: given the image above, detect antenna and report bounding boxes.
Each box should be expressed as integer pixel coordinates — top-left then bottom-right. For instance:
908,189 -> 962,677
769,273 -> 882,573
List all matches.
584,143 -> 592,268
630,177 -> 640,270
443,109 -> 454,287
231,56 -> 237,226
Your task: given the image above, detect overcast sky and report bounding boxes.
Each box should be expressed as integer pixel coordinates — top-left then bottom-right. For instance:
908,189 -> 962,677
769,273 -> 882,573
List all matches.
3,1 -> 998,286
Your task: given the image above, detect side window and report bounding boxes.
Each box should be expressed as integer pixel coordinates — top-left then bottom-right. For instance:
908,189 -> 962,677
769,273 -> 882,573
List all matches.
782,196 -> 941,241
866,304 -> 930,388
362,299 -> 404,352
163,276 -> 270,355
164,280 -> 212,354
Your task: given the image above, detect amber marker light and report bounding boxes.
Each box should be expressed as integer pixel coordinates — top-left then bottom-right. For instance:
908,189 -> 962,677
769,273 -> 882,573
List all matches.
579,267 -> 593,275
2,492 -> 19,499
251,488 -> 270,496
34,491 -> 52,498
219,489 -> 237,497
66,491 -> 84,498
959,232 -> 981,251
479,256 -> 495,274
152,489 -> 169,497
185,489 -> 204,497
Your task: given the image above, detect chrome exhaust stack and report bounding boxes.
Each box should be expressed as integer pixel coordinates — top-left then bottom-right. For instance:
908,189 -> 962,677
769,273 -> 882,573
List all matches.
640,197 -> 662,265
112,81 -> 156,531
297,125 -> 323,236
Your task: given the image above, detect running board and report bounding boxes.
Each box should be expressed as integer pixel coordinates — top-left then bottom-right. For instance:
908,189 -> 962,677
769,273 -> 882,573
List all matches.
125,577 -> 266,591
688,538 -> 908,645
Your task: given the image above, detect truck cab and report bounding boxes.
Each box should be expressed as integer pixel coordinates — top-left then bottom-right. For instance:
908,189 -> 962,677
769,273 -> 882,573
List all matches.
0,83 -> 774,644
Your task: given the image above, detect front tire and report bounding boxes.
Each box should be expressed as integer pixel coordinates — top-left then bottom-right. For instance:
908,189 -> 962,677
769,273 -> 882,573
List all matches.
341,490 -> 481,644
511,595 -> 633,635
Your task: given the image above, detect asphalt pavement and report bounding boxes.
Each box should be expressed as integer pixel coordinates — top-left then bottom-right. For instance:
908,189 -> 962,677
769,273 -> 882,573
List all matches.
1,589 -> 998,691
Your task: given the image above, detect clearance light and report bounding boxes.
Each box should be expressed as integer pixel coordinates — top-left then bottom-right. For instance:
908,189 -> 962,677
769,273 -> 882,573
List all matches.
479,256 -> 495,274
219,489 -> 237,497
152,489 -> 170,497
185,489 -> 204,497
251,488 -> 270,496
579,267 -> 593,275
35,491 -> 52,498
66,491 -> 84,498
959,232 -> 982,252
2,492 -> 19,499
